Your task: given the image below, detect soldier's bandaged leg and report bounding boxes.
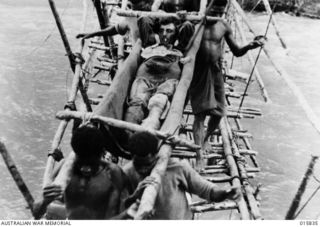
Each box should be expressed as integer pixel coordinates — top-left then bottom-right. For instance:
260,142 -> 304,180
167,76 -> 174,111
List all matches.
125,77 -> 152,124
141,94 -> 169,130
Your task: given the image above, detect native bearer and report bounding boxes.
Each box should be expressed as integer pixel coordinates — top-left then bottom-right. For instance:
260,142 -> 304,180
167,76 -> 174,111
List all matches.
123,131 -> 241,219
76,0 -> 154,44
190,0 -> 265,153
41,125 -> 136,220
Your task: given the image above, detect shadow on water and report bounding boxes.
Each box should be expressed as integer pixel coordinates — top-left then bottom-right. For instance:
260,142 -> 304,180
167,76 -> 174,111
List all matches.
1,1 -> 320,220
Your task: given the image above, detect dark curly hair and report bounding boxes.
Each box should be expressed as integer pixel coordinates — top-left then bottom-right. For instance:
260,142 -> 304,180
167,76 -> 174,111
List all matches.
159,16 -> 180,28
71,125 -> 105,159
213,0 -> 228,7
129,131 -> 159,157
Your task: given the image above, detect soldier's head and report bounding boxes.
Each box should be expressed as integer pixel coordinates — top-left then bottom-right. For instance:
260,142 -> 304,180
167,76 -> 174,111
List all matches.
129,131 -> 159,177
71,125 -> 105,166
159,16 -> 180,47
210,0 -> 228,17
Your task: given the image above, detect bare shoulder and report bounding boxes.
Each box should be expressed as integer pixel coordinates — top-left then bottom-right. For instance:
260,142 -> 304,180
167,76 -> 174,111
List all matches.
104,161 -> 126,177
122,161 -> 134,174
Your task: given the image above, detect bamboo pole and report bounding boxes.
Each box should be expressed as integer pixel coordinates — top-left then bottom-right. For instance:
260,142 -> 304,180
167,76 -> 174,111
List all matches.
133,6 -> 207,219
116,9 -> 222,22
191,201 -> 238,213
43,0 -> 90,188
232,1 -> 320,136
171,152 -> 223,159
272,65 -> 320,135
0,142 -> 35,216
285,156 -> 319,220
46,40 -> 143,212
48,0 -> 74,71
261,0 -> 288,51
222,117 -> 262,219
204,164 -> 226,169
234,14 -> 270,102
204,176 -> 236,183
230,0 -> 281,68
199,0 -> 208,14
92,0 -> 109,47
203,167 -> 260,175
56,110 -> 200,150
49,0 -> 92,111
219,118 -> 251,219
235,118 -> 259,168
183,109 -> 255,119
233,131 -> 253,138
117,0 -> 128,68
226,68 -> 249,81
102,1 -> 117,59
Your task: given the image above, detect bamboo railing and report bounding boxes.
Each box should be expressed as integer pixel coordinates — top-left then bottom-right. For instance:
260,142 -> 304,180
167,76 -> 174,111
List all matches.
117,0 -> 128,67
92,0 -> 109,47
43,0 -> 90,188
261,0 -> 288,50
52,39 -> 143,190
37,0 -> 266,220
231,0 -> 320,136
233,13 -> 270,102
116,9 -> 222,22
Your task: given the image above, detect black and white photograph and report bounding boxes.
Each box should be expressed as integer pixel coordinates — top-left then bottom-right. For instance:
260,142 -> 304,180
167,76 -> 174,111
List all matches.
0,0 -> 320,223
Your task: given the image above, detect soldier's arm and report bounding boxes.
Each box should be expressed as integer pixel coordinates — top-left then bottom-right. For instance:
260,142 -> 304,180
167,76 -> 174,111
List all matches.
76,26 -> 119,39
76,22 -> 130,39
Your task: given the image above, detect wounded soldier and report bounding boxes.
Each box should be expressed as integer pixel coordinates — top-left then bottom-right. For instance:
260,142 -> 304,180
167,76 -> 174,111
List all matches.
124,16 -> 194,129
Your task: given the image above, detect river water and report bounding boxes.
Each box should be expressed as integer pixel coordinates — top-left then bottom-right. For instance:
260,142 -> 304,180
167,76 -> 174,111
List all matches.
0,0 -> 320,220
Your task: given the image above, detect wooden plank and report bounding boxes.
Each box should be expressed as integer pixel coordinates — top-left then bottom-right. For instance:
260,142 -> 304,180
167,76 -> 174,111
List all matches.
92,0 -> 109,47
226,69 -> 249,82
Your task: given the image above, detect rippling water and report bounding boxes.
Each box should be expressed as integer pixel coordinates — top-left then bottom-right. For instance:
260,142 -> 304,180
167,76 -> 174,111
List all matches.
1,1 -> 320,220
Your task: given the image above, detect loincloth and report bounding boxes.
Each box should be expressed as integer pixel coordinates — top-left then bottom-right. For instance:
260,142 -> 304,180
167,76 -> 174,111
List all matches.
189,58 -> 226,116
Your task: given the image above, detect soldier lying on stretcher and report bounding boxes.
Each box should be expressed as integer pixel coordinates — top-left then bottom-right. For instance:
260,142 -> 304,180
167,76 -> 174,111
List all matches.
76,0 -> 154,45
124,16 -> 194,130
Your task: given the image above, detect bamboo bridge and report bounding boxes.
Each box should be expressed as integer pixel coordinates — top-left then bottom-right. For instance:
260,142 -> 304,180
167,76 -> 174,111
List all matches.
2,0 -> 320,221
